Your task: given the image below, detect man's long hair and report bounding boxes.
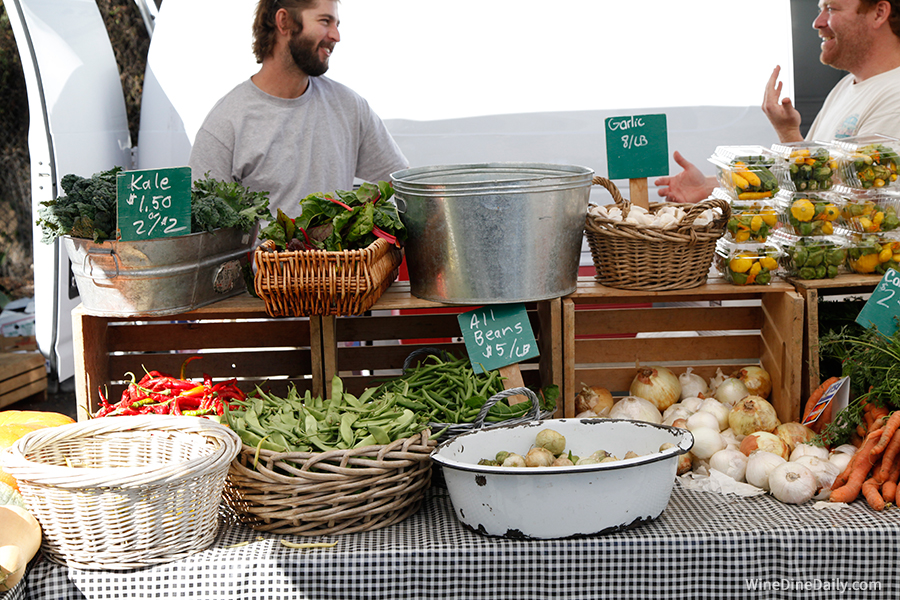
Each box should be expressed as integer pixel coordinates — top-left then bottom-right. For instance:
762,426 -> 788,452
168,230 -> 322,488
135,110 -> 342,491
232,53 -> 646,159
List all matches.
252,0 -> 320,63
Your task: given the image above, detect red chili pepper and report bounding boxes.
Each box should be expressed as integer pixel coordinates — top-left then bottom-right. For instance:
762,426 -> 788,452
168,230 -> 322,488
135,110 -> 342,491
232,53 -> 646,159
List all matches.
180,356 -> 202,380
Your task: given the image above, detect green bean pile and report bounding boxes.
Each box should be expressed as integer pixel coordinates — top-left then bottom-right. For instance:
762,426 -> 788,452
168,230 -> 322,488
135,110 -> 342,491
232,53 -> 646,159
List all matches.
224,376 -> 430,453
378,354 -> 557,425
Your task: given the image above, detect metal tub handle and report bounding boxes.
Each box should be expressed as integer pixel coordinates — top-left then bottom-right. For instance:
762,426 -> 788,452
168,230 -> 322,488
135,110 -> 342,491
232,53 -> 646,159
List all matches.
83,247 -> 120,281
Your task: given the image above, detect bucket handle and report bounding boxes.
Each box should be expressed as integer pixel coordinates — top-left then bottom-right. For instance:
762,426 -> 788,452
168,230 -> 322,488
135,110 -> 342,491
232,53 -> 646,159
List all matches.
83,248 -> 120,281
474,387 -> 542,429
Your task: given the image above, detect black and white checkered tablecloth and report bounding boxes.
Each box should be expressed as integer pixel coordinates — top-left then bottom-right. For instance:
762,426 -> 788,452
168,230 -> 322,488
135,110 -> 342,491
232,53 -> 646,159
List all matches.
14,482 -> 900,600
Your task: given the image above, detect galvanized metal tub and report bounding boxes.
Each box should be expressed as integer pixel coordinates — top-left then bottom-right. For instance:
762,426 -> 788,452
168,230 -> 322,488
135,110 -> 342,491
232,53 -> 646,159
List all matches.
63,227 -> 255,317
391,163 -> 593,304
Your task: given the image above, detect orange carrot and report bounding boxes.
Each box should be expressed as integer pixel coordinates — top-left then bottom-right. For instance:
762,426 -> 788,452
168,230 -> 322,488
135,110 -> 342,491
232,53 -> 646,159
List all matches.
862,477 -> 886,511
880,459 -> 900,503
876,424 -> 900,482
873,411 -> 900,456
803,377 -> 841,432
831,427 -> 884,503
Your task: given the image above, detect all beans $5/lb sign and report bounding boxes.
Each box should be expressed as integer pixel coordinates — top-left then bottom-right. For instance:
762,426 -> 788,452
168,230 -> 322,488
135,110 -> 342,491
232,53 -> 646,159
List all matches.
605,113 -> 669,180
116,166 -> 191,241
457,304 -> 539,374
856,268 -> 900,337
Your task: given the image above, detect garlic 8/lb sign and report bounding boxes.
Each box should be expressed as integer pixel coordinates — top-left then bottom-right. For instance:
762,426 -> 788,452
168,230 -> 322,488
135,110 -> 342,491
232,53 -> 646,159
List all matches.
457,304 -> 539,374
604,113 -> 668,180
116,166 -> 192,241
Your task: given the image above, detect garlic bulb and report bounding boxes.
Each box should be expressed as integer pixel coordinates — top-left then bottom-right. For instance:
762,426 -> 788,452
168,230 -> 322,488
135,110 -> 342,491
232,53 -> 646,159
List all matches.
698,398 -> 730,431
745,451 -> 787,490
721,428 -> 743,450
679,397 -> 705,414
828,451 -> 853,472
608,396 -> 663,424
790,443 -> 830,462
792,455 -> 840,491
708,367 -> 727,395
768,461 -> 817,504
690,426 -> 726,460
679,368 -> 709,400
832,444 -> 858,456
709,448 -> 749,482
686,410 -> 721,432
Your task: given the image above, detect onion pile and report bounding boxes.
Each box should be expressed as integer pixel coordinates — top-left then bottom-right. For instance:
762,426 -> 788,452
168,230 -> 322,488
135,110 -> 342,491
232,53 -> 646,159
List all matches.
629,366 -> 681,412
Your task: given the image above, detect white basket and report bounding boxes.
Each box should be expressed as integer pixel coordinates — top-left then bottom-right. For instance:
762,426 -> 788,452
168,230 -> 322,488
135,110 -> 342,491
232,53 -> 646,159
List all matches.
1,415 -> 241,570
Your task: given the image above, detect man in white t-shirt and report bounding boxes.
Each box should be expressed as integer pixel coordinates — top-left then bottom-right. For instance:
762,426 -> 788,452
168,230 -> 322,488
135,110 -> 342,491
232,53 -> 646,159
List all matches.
655,0 -> 900,203
189,0 -> 409,214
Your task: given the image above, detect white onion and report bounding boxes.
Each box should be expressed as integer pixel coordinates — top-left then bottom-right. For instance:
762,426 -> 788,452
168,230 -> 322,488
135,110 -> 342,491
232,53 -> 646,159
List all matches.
768,461 -> 817,504
740,431 -> 790,460
832,444 -> 858,456
698,398 -> 730,431
663,402 -> 693,420
732,366 -> 773,399
690,426 -> 726,459
679,367 -> 708,400
708,367 -> 727,395
721,428 -> 743,449
790,443 -> 830,462
715,378 -> 750,407
663,408 -> 692,426
629,366 -> 681,412
792,455 -> 840,491
728,396 -> 780,436
686,410 -> 721,432
709,448 -> 749,482
745,451 -> 787,490
608,396 -> 662,424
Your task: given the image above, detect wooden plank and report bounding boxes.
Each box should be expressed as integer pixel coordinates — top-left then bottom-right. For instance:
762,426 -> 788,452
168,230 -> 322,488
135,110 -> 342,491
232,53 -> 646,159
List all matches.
105,319 -> 311,352
107,349 -> 313,383
569,276 -> 797,301
0,378 -> 48,409
0,364 -> 47,395
0,352 -> 44,380
760,290 -> 804,423
573,334 -> 762,366
573,305 -> 762,336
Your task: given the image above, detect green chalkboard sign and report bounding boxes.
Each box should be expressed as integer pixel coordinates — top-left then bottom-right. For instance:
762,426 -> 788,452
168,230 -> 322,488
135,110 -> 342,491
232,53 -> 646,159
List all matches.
457,304 -> 539,374
605,113 -> 669,180
856,268 -> 900,337
116,166 -> 192,241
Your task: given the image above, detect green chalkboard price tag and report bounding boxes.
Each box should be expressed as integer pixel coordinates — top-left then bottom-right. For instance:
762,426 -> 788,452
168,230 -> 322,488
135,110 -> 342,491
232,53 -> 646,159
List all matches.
605,113 -> 669,180
116,166 -> 192,241
457,304 -> 539,374
856,268 -> 900,337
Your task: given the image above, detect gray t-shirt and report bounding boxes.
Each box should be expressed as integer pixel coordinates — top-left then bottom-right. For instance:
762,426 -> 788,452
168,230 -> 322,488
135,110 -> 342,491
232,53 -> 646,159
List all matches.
188,77 -> 409,215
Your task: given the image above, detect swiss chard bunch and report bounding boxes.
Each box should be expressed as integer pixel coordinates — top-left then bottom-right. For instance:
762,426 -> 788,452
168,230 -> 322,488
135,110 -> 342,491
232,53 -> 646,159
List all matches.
260,181 -> 406,251
191,174 -> 272,233
37,167 -> 122,243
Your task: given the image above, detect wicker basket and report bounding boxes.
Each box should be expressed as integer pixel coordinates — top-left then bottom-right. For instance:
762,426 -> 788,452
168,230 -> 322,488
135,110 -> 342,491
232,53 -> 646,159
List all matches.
0,415 -> 241,570
584,177 -> 731,291
223,430 -> 436,536
253,237 -> 403,317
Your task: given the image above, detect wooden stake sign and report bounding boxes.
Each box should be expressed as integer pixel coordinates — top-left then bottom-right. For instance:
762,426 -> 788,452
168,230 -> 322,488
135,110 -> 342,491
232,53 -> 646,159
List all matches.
457,304 -> 539,405
605,113 -> 669,209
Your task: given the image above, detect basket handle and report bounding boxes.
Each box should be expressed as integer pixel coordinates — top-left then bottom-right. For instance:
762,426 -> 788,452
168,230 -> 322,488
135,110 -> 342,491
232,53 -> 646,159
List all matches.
473,387 -> 542,429
678,196 -> 732,228
591,176 -> 631,214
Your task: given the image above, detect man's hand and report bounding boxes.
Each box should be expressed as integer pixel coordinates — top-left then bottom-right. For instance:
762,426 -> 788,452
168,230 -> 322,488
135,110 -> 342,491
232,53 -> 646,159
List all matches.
653,151 -> 716,204
762,65 -> 804,143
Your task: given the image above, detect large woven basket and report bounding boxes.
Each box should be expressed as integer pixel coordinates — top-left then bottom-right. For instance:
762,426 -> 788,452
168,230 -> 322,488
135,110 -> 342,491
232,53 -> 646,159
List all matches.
253,237 -> 403,317
584,177 -> 731,291
223,430 -> 436,536
0,415 -> 241,570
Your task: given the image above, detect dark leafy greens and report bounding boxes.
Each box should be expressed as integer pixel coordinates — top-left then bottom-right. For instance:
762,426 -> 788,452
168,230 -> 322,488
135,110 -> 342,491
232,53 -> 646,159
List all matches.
36,168 -> 272,243
260,181 -> 405,251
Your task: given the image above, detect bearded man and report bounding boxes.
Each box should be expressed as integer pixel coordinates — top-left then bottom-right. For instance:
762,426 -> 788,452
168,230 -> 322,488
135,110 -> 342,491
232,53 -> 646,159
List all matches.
656,0 -> 900,203
189,0 -> 408,213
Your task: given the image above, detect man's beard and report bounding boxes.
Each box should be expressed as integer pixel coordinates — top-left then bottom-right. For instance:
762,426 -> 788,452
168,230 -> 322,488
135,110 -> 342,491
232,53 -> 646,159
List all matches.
289,30 -> 330,77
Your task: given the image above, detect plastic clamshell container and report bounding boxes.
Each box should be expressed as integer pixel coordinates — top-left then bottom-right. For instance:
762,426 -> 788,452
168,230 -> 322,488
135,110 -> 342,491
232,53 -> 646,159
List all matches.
770,230 -> 849,280
834,185 -> 900,233
431,418 -> 693,540
770,141 -> 839,192
829,134 -> 900,190
709,145 -> 783,201
713,187 -> 780,243
715,238 -> 782,286
845,231 -> 900,275
775,189 -> 845,236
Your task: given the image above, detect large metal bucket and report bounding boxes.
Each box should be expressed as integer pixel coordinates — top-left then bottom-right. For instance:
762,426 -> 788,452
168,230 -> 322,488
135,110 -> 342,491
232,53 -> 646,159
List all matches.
391,163 -> 593,304
63,227 -> 255,317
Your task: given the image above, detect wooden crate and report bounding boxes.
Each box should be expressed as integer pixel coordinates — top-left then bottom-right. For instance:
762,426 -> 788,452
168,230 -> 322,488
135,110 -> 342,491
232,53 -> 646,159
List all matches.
787,274 -> 881,402
73,294 -> 322,419
0,351 -> 48,409
563,277 -> 804,423
320,282 -> 564,412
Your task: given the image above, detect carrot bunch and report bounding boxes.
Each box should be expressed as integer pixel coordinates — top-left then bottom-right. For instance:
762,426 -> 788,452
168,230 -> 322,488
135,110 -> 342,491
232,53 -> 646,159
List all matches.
830,402 -> 900,511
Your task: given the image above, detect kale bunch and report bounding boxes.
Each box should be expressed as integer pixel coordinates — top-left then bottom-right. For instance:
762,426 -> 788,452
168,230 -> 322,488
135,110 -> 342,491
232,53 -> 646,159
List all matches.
190,174 -> 272,233
36,167 -> 122,243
